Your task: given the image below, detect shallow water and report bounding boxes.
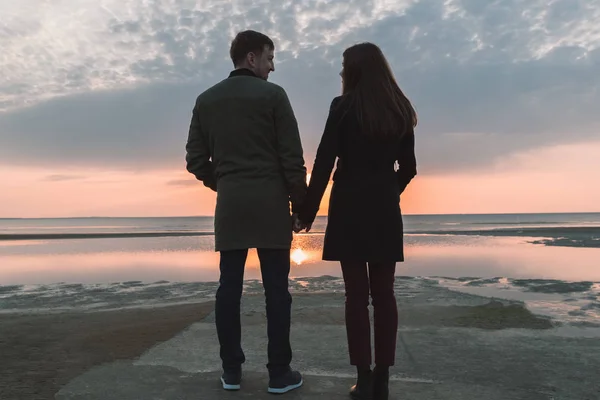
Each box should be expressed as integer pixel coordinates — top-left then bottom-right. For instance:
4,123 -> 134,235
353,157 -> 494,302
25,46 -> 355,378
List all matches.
2,233 -> 600,283
1,233 -> 599,325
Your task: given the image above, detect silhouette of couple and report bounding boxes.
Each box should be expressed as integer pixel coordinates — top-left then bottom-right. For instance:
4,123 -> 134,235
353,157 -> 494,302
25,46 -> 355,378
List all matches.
185,30 -> 417,400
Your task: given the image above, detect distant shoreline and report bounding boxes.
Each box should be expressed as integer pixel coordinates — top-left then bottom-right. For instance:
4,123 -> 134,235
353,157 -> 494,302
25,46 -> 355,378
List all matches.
2,211 -> 600,220
2,226 -> 600,248
416,226 -> 600,248
0,232 -> 215,240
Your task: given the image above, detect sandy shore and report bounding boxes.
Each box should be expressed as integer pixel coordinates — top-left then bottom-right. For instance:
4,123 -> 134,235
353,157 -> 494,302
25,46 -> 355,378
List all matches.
3,283 -> 600,399
0,302 -> 214,400
419,226 -> 600,248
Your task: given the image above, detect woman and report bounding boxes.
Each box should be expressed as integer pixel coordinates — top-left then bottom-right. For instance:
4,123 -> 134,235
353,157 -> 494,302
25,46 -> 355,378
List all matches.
297,42 -> 417,400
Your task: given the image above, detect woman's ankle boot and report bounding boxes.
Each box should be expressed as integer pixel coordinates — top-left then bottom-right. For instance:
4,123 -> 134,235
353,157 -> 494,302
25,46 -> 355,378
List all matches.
372,366 -> 389,400
350,366 -> 372,400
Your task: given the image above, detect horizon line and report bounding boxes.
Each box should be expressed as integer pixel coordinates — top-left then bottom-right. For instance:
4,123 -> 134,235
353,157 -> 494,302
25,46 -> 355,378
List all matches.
2,211 -> 600,220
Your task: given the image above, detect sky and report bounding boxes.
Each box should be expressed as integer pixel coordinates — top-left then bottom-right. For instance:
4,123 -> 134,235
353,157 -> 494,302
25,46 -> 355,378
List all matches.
1,0 -> 600,218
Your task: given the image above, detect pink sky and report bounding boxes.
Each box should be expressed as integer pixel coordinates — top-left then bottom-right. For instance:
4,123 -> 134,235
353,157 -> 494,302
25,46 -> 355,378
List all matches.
2,140 -> 599,218
3,2 -> 600,219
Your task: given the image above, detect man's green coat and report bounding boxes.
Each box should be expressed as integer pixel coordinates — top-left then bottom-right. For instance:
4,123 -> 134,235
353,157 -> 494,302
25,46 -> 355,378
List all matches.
186,69 -> 307,251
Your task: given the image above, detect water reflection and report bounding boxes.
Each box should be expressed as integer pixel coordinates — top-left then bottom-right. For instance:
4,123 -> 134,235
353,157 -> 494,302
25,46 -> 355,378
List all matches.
290,249 -> 308,265
0,234 -> 599,285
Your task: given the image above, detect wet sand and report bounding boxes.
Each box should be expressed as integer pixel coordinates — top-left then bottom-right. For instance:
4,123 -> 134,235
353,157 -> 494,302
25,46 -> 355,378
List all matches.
3,285 -> 600,400
418,226 -> 600,248
56,290 -> 600,400
0,302 -> 214,400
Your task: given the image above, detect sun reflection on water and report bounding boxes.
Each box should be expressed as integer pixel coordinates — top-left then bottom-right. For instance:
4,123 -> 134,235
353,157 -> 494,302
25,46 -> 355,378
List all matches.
289,234 -> 325,266
291,248 -> 308,264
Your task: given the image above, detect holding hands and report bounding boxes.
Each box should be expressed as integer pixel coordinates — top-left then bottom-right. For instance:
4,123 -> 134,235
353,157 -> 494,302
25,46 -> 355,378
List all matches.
292,213 -> 311,233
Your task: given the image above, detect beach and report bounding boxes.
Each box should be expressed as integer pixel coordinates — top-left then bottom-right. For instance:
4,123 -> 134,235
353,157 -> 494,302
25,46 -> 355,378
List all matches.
2,282 -> 600,399
418,226 -> 600,248
3,0 -> 600,396
0,302 -> 214,400
1,214 -> 600,398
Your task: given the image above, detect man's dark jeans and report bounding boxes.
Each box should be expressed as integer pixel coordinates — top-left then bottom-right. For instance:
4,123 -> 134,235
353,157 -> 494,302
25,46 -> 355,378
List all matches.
215,248 -> 292,377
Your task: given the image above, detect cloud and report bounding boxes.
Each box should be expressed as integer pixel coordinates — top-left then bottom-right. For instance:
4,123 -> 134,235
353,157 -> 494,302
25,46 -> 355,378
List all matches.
1,0 -> 599,174
166,179 -> 198,187
41,174 -> 86,182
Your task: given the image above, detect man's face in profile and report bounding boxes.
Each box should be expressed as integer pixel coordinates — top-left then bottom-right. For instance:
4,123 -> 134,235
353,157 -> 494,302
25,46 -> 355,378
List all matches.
252,45 -> 275,80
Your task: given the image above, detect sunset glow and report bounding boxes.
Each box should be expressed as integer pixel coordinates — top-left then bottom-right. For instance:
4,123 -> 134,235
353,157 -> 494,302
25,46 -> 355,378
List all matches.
1,1 -> 599,218
1,138 -> 599,218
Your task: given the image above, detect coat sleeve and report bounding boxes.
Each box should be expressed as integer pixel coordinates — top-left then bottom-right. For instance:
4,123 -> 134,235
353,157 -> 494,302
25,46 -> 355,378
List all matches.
273,87 -> 307,213
299,97 -> 343,224
185,99 -> 217,192
396,125 -> 417,195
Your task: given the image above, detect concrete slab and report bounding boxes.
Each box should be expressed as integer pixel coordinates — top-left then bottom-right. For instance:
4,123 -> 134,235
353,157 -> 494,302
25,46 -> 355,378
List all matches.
56,291 -> 600,400
55,364 -> 539,400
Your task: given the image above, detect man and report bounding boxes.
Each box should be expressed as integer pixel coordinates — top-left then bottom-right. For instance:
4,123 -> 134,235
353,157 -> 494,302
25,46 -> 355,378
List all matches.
185,30 -> 307,394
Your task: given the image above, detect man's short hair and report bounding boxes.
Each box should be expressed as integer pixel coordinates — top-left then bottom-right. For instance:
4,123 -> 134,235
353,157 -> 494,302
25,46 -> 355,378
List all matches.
230,30 -> 275,66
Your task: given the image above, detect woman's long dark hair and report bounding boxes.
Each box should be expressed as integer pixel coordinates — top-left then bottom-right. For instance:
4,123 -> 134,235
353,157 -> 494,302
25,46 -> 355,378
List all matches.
341,42 -> 417,138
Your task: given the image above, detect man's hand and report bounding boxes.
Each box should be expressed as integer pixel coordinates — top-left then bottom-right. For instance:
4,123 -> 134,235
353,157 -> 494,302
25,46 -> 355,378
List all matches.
292,213 -> 302,233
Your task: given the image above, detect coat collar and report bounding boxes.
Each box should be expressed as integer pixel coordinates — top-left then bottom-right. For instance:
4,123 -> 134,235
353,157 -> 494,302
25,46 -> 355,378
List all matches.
228,68 -> 260,79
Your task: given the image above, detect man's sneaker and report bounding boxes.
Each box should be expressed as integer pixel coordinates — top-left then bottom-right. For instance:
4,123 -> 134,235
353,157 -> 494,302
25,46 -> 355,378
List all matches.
267,369 -> 303,394
220,369 -> 241,391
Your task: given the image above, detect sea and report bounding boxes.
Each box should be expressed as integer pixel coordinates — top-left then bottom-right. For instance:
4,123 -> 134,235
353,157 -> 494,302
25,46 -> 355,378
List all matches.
1,213 -> 599,327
